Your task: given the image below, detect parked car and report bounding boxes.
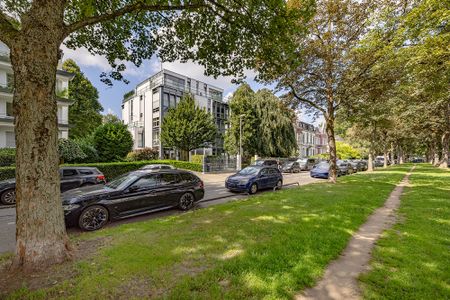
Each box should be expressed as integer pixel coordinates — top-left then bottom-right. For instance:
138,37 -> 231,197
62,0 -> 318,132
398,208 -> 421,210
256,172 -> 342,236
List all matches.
0,167 -> 106,205
282,161 -> 301,173
63,169 -> 204,231
225,166 -> 283,194
140,164 -> 175,170
373,159 -> 384,167
338,160 -> 353,175
345,160 -> 359,173
253,159 -> 279,168
297,158 -> 318,171
353,159 -> 368,171
310,161 -> 331,179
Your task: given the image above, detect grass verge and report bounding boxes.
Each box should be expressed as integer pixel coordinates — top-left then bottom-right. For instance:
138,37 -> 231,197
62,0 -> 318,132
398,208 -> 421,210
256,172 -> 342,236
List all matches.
3,166 -> 410,299
360,164 -> 450,299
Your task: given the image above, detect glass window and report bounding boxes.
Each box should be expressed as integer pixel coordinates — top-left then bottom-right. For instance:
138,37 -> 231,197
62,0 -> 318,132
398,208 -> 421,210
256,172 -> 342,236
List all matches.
5,131 -> 15,148
163,93 -> 169,111
153,117 -> 160,127
169,95 -> 176,108
179,173 -> 195,183
6,102 -> 13,117
79,169 -> 93,175
130,175 -> 158,189
160,173 -> 179,185
63,169 -> 78,177
260,168 -> 270,175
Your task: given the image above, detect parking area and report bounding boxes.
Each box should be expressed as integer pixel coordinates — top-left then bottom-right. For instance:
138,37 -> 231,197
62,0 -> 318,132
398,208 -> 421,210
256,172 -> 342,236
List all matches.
0,171 -> 321,254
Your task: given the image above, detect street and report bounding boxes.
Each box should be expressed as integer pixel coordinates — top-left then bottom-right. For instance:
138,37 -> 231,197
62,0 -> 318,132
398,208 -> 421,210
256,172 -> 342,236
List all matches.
0,171 -> 320,254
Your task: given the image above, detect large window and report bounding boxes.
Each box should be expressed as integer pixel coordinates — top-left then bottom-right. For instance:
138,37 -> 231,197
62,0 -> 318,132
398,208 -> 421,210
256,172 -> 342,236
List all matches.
162,93 -> 169,112
153,117 -> 160,128
164,74 -> 185,90
6,102 -> 13,117
6,131 -> 15,148
137,131 -> 144,148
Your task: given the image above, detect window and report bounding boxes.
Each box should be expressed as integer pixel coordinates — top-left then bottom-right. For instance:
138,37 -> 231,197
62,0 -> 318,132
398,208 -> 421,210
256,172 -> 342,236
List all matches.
180,173 -> 196,184
5,131 -> 15,148
260,169 -> 270,175
63,169 -> 78,177
169,94 -> 176,108
153,107 -> 159,113
6,73 -> 14,89
160,173 -> 179,185
6,102 -> 13,117
153,130 -> 160,146
153,117 -> 160,127
130,175 -> 158,190
79,170 -> 93,175
130,100 -> 134,121
137,132 -> 144,148
162,93 -> 169,112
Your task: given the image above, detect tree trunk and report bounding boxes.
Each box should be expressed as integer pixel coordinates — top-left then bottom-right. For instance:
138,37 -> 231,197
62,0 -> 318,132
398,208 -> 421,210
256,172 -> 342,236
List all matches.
433,144 -> 440,166
383,147 -> 388,168
367,152 -> 374,172
10,1 -> 71,271
325,115 -> 337,183
439,131 -> 449,168
398,146 -> 404,164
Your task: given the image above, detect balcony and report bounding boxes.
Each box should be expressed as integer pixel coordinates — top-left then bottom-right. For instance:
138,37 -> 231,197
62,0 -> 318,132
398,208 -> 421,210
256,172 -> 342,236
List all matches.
0,83 -> 12,94
0,51 -> 10,63
0,113 -> 13,123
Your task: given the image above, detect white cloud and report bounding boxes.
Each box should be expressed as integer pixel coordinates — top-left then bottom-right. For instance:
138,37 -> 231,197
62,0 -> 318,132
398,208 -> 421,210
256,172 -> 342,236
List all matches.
104,107 -> 116,116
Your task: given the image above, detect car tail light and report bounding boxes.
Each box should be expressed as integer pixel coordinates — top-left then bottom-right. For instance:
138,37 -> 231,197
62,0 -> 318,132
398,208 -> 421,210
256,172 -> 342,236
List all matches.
198,180 -> 204,189
97,175 -> 106,182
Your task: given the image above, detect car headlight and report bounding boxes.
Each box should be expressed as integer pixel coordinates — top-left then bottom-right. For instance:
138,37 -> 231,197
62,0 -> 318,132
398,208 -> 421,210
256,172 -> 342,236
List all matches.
63,204 -> 80,211
239,179 -> 248,185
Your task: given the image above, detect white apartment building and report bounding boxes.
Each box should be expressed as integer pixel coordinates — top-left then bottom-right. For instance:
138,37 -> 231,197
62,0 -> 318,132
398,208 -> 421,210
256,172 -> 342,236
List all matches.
121,69 -> 229,158
295,121 -> 318,157
0,42 -> 73,147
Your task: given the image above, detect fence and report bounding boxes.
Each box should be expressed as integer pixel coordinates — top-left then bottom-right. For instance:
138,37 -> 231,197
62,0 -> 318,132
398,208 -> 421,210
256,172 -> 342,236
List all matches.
204,155 -> 237,173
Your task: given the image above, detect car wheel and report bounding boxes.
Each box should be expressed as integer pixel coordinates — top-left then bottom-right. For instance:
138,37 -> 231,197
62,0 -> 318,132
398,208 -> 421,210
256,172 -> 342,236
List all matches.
78,205 -> 109,231
179,192 -> 195,211
249,183 -> 258,194
1,189 -> 15,205
276,180 -> 283,190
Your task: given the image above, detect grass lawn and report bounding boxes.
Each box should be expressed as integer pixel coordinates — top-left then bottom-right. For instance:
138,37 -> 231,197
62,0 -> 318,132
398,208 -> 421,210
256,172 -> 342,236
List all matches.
4,166 -> 410,299
360,164 -> 450,299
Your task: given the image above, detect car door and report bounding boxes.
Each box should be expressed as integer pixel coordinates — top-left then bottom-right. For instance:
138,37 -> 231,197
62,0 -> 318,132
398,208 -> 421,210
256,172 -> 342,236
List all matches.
156,173 -> 183,206
60,168 -> 82,192
110,174 -> 160,216
268,168 -> 280,187
257,168 -> 271,189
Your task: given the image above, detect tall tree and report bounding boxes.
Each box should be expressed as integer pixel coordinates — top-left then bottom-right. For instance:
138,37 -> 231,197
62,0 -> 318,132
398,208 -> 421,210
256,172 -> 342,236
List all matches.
62,59 -> 103,138
224,84 -> 297,158
160,93 -> 217,159
0,1 -> 310,270
278,0 -> 375,182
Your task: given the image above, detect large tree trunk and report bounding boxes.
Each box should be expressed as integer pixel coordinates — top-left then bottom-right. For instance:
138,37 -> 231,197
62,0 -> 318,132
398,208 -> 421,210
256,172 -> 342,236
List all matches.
383,147 -> 388,168
10,1 -> 71,271
367,151 -> 374,172
398,146 -> 404,164
325,115 -> 337,183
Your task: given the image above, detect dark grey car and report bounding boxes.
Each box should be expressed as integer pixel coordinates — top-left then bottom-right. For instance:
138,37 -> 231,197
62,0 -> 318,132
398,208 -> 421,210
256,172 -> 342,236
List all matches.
0,167 -> 106,205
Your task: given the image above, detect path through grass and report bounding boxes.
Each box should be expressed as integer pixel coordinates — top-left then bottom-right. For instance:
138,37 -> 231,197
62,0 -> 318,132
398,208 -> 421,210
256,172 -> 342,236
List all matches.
360,165 -> 450,299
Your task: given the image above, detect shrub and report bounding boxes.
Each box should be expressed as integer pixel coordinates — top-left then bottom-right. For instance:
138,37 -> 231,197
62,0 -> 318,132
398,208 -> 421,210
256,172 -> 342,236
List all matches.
93,122 -> 133,162
58,139 -> 86,163
0,160 -> 202,181
126,148 -> 159,161
190,154 -> 204,164
0,148 -> 15,167
75,138 -> 99,163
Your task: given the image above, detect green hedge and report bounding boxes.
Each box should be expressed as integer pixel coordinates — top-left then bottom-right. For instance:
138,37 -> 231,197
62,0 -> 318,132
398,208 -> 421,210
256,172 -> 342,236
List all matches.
0,160 -> 202,181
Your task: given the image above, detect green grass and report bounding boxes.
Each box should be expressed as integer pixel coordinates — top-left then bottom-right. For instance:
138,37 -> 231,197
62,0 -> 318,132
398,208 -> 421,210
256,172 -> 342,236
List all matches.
360,164 -> 450,299
5,166 -> 410,299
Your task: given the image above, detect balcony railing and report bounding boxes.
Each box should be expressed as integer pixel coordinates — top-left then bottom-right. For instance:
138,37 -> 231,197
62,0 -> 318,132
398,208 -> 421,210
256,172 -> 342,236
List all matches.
0,83 -> 13,94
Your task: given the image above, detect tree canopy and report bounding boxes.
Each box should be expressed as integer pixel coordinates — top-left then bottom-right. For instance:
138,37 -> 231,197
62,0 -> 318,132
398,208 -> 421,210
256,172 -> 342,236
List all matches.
224,84 -> 297,158
62,59 -> 103,138
161,93 -> 217,155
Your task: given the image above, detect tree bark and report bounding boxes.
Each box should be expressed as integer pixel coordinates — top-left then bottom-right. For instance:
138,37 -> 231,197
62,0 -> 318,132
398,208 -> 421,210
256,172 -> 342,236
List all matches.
367,151 -> 374,172
9,1 -> 71,271
383,147 -> 388,168
398,146 -> 404,164
325,114 -> 337,183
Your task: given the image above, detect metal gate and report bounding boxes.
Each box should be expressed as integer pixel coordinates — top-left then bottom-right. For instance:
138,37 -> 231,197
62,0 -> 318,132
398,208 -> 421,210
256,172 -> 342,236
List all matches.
204,155 -> 237,173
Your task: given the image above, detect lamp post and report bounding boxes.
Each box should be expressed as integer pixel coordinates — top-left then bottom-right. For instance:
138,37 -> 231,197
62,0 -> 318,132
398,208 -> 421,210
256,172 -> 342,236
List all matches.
237,114 -> 245,170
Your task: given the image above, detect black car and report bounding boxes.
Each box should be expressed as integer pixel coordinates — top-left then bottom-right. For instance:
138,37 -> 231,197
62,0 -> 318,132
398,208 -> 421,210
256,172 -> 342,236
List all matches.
140,164 -> 175,170
0,167 -> 106,205
62,169 -> 204,231
254,159 -> 279,167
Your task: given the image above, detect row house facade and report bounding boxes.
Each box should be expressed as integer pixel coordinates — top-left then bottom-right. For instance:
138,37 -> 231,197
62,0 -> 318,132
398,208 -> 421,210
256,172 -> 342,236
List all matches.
121,69 -> 229,158
295,121 -> 328,157
0,42 -> 73,147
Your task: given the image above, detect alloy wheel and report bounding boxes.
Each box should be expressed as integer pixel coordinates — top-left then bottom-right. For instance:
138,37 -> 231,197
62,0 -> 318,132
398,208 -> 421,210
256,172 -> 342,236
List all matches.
1,190 -> 15,205
250,183 -> 258,194
276,180 -> 283,189
79,206 -> 108,231
179,193 -> 195,211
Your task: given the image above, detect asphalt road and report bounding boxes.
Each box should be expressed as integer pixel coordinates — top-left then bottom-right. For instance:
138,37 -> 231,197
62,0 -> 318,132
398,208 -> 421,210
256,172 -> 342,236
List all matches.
0,172 -> 320,254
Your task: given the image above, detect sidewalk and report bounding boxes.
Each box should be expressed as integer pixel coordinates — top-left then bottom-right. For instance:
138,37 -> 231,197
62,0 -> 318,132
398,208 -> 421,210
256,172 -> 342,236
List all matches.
296,167 -> 415,300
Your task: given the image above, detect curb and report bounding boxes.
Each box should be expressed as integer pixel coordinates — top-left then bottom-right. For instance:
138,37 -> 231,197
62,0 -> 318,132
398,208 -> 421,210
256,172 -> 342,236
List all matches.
0,205 -> 14,210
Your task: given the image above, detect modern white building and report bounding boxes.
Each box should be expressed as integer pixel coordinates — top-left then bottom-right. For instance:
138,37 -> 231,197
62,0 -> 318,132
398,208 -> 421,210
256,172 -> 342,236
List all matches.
0,42 -> 73,147
121,69 -> 229,158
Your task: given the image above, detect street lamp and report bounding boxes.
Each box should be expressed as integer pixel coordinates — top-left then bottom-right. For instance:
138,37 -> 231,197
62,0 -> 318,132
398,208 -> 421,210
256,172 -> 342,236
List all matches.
237,114 -> 245,170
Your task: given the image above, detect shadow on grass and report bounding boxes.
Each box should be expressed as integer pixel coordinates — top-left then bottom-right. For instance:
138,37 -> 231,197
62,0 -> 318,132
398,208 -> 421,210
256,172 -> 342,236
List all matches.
2,167 -> 407,300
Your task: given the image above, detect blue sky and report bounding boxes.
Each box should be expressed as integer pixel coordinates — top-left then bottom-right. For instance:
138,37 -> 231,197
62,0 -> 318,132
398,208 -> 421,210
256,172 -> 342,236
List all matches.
62,46 -> 318,124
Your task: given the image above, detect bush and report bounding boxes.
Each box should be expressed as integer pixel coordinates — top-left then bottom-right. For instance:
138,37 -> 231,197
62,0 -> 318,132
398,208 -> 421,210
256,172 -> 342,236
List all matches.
0,160 -> 202,181
126,148 -> 159,161
75,138 -> 99,163
93,122 -> 133,162
58,139 -> 86,163
0,148 -> 15,167
190,154 -> 204,164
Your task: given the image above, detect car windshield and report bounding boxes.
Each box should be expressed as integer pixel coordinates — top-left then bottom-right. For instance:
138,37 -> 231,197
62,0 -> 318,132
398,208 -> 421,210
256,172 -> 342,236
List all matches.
298,159 -> 307,163
105,173 -> 139,190
316,162 -> 329,169
238,166 -> 260,175
254,160 -> 264,166
283,162 -> 294,167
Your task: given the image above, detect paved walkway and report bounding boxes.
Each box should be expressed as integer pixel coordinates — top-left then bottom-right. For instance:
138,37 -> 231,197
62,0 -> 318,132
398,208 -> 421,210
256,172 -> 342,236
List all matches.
296,167 -> 414,300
